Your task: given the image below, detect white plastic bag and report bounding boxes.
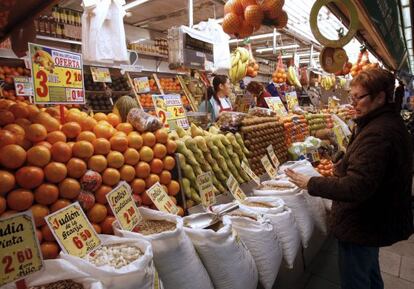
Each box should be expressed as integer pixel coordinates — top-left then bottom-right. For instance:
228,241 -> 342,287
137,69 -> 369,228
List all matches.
301,190 -> 328,234
114,207 -> 214,289
222,215 -> 282,289
238,196 -> 285,215
183,213 -> 258,289
61,235 -> 157,289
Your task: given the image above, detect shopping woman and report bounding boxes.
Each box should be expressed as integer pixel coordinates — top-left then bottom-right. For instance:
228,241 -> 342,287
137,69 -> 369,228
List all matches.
198,75 -> 233,122
286,67 -> 413,289
246,81 -> 271,108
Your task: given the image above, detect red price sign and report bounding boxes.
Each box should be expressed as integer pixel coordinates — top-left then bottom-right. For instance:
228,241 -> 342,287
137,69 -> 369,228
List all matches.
146,182 -> 179,215
197,172 -> 217,207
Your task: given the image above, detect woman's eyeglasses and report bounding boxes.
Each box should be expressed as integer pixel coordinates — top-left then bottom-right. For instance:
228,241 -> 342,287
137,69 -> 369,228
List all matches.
348,93 -> 370,103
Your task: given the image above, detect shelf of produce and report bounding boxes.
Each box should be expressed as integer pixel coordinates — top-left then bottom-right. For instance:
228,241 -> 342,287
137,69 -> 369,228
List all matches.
36,35 -> 82,45
135,51 -> 168,60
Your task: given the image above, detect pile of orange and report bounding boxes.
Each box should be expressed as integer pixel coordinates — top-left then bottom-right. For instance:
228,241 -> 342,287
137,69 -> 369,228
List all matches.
159,78 -> 181,92
139,94 -> 154,108
0,98 -> 181,260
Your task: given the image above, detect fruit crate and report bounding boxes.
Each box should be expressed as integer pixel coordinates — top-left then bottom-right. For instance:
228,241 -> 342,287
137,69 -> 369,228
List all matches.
0,57 -> 32,101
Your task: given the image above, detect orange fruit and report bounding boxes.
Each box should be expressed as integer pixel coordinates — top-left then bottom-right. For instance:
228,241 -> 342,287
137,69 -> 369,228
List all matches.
97,120 -> 112,127
113,131 -> 127,137
34,141 -> 52,150
107,113 -> 121,127
159,170 -> 172,185
25,123 -> 47,142
166,139 -> 177,154
0,129 -> 16,148
150,158 -> 164,174
66,110 -> 83,123
87,203 -> 107,223
106,151 -> 125,169
4,123 -> 26,140
161,185 -> 168,194
80,117 -> 97,131
168,180 -> 180,196
44,162 -> 67,183
1,210 -> 18,218
46,131 -> 66,144
95,185 -> 112,204
59,178 -> 81,199
66,141 -> 75,150
102,168 -> 120,186
26,105 -> 40,119
120,165 -> 135,182
100,216 -> 116,234
0,110 -> 15,126
131,179 -> 146,194
116,123 -> 133,134
0,196 -> 6,215
0,144 -> 26,169
7,189 -> 34,211
155,129 -> 168,144
50,199 -> 71,212
141,191 -> 153,206
110,135 -> 128,152
93,138 -> 111,155
31,204 -> 49,227
66,158 -> 87,178
139,146 -> 154,162
93,112 -> 108,122
106,204 -> 114,216
124,148 -> 140,165
27,145 -> 51,167
92,223 -> 102,234
15,118 -> 31,130
41,224 -> 55,241
170,195 -> 177,205
163,156 -> 176,171
9,103 -> 29,119
41,242 -> 60,259
50,141 -> 72,163
0,170 -> 15,196
93,124 -> 113,139
61,122 -> 82,139
88,155 -> 108,173
135,161 -> 150,178
36,115 -> 60,132
153,143 -> 167,159
77,131 -> 96,143
16,166 -> 44,189
127,132 -> 143,149
34,183 -> 59,205
72,141 -> 94,159
145,174 -> 160,188
142,132 -> 156,147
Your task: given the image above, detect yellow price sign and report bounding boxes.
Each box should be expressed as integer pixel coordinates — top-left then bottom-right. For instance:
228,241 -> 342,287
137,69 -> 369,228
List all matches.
45,202 -> 101,258
134,77 -> 150,93
197,172 -> 217,207
264,97 -> 288,116
152,94 -> 189,131
29,43 -> 84,104
0,211 -> 43,287
90,67 -> 111,83
146,182 -> 179,215
106,182 -> 143,231
241,161 -> 260,185
286,91 -> 299,112
267,145 -> 280,171
261,155 -> 277,179
226,174 -> 247,202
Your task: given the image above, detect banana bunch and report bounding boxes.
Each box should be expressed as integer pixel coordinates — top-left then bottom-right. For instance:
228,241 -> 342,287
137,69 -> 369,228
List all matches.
321,76 -> 336,90
338,78 -> 347,89
287,66 -> 302,88
229,47 -> 250,84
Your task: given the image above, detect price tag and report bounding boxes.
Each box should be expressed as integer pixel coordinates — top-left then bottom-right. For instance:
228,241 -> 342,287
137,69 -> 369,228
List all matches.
264,97 -> 288,116
267,145 -> 280,171
152,94 -> 189,131
226,174 -> 247,201
90,67 -> 111,83
197,172 -> 216,207
0,211 -> 43,287
45,202 -> 101,258
106,182 -> 143,231
13,76 -> 33,96
29,43 -> 85,104
286,91 -> 299,112
146,182 -> 179,215
134,77 -> 150,93
241,161 -> 260,185
261,155 -> 277,179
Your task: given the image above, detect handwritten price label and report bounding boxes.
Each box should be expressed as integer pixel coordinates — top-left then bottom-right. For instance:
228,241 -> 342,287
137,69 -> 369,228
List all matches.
241,161 -> 260,185
146,182 -> 179,215
106,182 -> 142,231
90,67 -> 111,83
267,145 -> 280,171
286,91 -> 299,112
134,77 -> 150,93
226,174 -> 247,202
197,172 -> 216,207
0,211 -> 43,286
264,97 -> 287,116
261,155 -> 277,179
45,202 -> 101,258
13,76 -> 33,96
152,94 -> 189,131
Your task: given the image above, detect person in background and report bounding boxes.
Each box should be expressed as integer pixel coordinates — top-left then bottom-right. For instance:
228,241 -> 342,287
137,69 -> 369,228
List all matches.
198,75 -> 233,122
286,67 -> 413,289
394,80 -> 405,113
246,81 -> 271,108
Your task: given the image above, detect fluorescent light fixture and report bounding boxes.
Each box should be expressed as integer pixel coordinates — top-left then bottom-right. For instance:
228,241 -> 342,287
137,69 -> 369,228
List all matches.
229,32 -> 281,43
256,44 -> 300,53
124,0 -> 151,10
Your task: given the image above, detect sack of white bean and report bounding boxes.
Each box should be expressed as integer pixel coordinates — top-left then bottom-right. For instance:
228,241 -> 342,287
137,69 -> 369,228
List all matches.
61,235 -> 158,289
114,207 -> 214,289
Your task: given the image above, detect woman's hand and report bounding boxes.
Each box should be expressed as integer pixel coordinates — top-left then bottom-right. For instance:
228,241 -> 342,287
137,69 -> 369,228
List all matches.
285,168 -> 312,189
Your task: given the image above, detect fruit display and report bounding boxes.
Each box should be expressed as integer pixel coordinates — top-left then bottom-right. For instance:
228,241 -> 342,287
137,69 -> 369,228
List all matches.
305,113 -> 329,134
287,66 -> 302,88
272,55 -> 287,84
84,73 -> 105,91
112,95 -> 140,122
320,75 -> 336,90
0,64 -> 32,101
149,78 -> 159,92
315,158 -> 333,177
334,106 -> 356,122
138,94 -> 155,110
169,124 -> 250,208
159,77 -> 181,92
240,116 -> 287,176
334,61 -> 353,76
350,50 -> 379,77
229,47 -> 250,84
281,115 -> 309,147
246,44 -> 259,78
86,93 -> 112,112
0,98 -> 181,259
106,75 -> 131,92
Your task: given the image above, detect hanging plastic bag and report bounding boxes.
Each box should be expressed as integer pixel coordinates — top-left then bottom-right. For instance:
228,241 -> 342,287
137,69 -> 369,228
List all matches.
301,189 -> 328,234
127,108 -> 162,132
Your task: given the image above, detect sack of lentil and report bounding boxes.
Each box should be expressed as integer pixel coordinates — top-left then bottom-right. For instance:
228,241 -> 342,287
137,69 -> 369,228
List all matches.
114,207 -> 214,289
183,213 -> 258,289
61,235 -> 158,289
222,214 -> 283,289
2,259 -> 103,289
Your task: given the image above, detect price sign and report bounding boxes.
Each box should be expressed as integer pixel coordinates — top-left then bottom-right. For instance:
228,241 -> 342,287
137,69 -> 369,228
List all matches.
197,172 -> 216,207
90,67 -> 111,83
261,155 -> 277,179
0,211 -> 43,287
152,94 -> 189,131
267,145 -> 280,171
286,91 -> 299,112
106,182 -> 143,231
146,182 -> 179,215
45,202 -> 101,258
306,150 -> 320,163
134,77 -> 150,93
29,43 -> 85,104
241,161 -> 260,185
264,97 -> 288,116
226,174 -> 247,202
13,76 -> 33,96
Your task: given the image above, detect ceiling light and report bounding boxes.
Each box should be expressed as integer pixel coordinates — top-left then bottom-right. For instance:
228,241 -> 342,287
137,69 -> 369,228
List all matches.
256,44 -> 300,53
229,32 -> 281,43
124,0 -> 151,11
